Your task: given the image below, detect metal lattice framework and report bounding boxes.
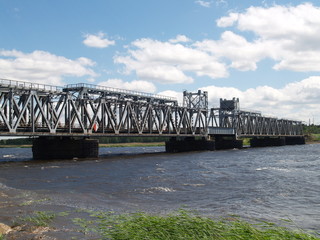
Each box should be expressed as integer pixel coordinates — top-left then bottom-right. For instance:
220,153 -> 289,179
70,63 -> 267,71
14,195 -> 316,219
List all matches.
0,79 -> 208,137
0,79 -> 304,138
208,98 -> 303,137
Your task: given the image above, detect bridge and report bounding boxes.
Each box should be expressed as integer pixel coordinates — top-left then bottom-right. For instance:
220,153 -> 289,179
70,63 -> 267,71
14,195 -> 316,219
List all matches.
0,78 -> 305,159
208,98 -> 303,137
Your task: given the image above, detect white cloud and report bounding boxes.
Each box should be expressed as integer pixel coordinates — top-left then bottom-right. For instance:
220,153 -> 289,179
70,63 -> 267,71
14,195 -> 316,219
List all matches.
169,35 -> 191,43
83,32 -> 115,48
195,0 -> 211,8
217,12 -> 239,27
195,31 -> 266,71
214,3 -> 320,72
200,76 -> 320,122
114,38 -> 228,84
99,79 -> 156,93
232,3 -> 320,40
156,76 -> 320,122
115,3 -> 320,85
158,90 -> 184,104
0,49 -> 97,86
215,0 -> 227,7
136,65 -> 194,84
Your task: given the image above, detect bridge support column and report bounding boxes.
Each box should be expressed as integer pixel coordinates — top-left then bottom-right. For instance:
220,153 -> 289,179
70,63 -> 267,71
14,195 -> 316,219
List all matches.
165,137 -> 215,153
284,136 -> 305,145
250,137 -> 285,147
214,135 -> 243,150
32,137 -> 99,160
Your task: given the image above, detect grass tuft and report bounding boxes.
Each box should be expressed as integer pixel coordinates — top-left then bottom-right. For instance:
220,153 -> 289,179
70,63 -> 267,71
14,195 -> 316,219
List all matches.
21,211 -> 56,227
73,209 -> 320,240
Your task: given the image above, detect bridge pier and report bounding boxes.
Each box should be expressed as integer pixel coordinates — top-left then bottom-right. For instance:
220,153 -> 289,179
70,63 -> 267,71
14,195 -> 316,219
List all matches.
32,137 -> 99,160
250,136 -> 305,148
250,137 -> 286,147
284,136 -> 306,145
165,135 -> 244,153
165,137 -> 215,153
214,135 -> 243,150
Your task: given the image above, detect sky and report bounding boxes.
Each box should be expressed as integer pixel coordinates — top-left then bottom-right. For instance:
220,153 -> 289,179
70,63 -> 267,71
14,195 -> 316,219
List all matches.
1,0 -> 320,124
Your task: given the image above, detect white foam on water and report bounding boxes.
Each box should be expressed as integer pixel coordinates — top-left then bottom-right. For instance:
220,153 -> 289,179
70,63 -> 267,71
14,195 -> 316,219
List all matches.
182,183 -> 205,187
141,187 -> 176,193
256,167 -> 291,172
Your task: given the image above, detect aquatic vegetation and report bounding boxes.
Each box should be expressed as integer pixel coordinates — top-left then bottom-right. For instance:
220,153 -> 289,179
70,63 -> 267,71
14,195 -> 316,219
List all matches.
21,211 -> 56,227
20,198 -> 50,206
73,209 -> 320,240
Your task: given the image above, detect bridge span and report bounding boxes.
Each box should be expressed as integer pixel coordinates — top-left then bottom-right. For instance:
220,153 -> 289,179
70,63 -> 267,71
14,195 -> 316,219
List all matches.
0,78 -> 305,159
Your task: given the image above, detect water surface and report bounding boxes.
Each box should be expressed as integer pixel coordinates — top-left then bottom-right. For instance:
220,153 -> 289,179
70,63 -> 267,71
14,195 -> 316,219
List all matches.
0,144 -> 319,231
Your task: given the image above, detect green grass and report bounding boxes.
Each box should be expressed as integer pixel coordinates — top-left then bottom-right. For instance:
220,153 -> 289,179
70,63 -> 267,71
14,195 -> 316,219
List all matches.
242,138 -> 251,146
304,133 -> 320,142
310,134 -> 320,141
73,210 -> 320,240
0,234 -> 4,240
21,211 -> 56,227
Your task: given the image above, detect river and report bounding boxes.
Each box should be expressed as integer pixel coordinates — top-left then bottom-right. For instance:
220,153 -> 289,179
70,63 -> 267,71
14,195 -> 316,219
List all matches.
0,144 -> 319,236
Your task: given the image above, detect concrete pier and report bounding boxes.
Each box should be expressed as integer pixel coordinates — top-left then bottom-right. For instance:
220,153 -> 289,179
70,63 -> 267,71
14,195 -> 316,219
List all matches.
214,136 -> 243,150
285,136 -> 306,145
32,137 -> 99,160
250,136 -> 305,147
165,137 -> 215,153
165,136 -> 244,152
250,137 -> 286,147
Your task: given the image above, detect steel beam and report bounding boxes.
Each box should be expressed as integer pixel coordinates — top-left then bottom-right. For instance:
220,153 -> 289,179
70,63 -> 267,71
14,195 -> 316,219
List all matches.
0,79 -> 208,137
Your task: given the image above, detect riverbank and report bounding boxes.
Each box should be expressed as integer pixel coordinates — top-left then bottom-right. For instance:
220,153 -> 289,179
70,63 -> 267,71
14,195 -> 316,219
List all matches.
73,210 -> 320,240
0,206 -> 319,240
0,144 -> 31,148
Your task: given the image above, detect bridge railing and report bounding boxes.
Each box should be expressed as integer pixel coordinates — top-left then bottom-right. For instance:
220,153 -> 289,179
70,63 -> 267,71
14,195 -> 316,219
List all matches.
0,78 -> 63,93
238,109 -> 262,116
64,83 -> 177,103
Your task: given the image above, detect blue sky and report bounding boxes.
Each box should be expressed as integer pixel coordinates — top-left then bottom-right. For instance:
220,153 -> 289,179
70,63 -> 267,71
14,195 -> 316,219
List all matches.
1,0 -> 320,123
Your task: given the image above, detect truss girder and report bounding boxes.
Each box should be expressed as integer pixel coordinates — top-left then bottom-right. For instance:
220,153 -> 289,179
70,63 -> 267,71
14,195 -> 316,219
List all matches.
0,80 -> 303,138
212,109 -> 303,137
0,88 -> 208,136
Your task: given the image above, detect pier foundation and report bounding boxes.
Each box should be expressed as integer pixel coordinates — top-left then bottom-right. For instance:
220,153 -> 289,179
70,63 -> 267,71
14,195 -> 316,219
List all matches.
250,137 -> 286,147
214,136 -> 243,150
165,137 -> 215,153
32,137 -> 99,160
284,136 -> 306,145
250,136 -> 305,147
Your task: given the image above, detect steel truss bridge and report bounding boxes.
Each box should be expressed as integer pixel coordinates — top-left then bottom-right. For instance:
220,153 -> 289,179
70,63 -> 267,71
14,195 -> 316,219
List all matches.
0,78 -> 303,138
208,98 -> 303,137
